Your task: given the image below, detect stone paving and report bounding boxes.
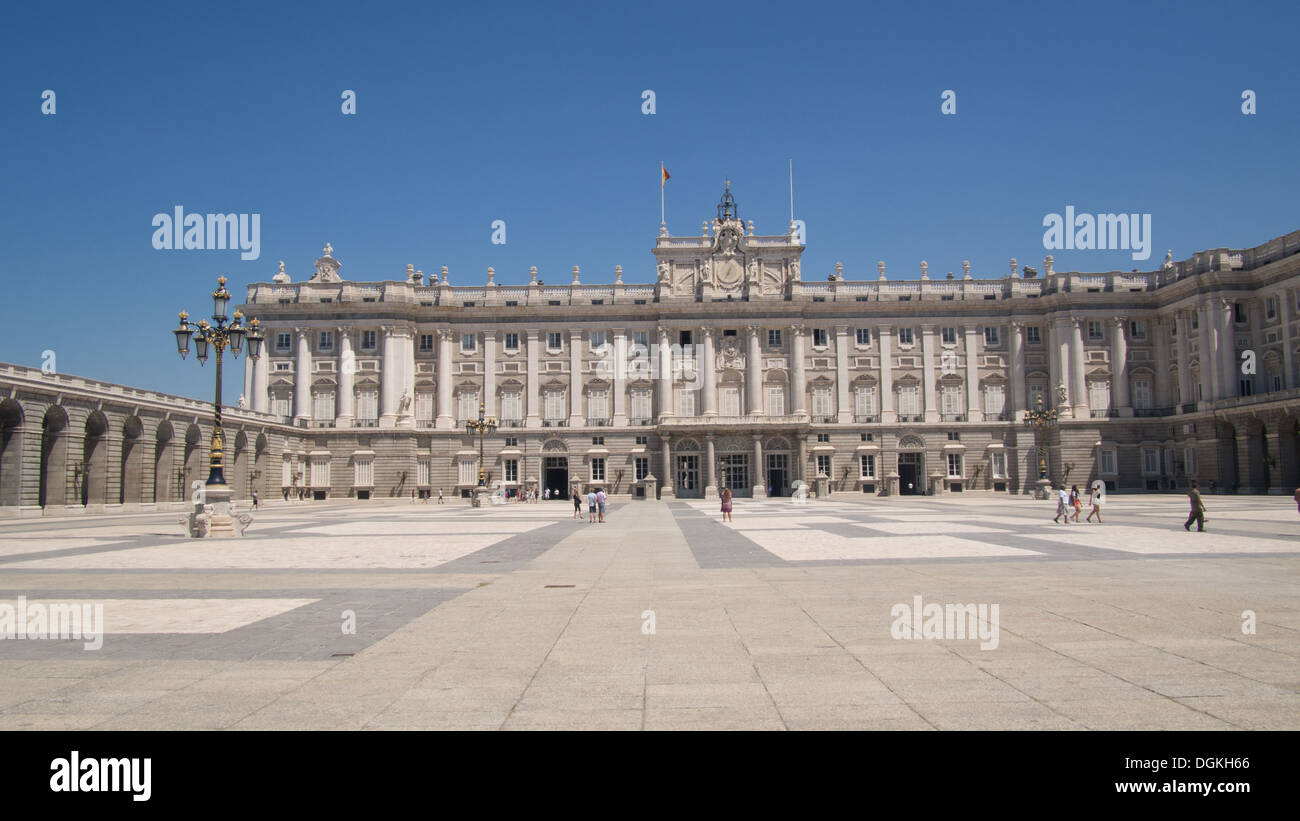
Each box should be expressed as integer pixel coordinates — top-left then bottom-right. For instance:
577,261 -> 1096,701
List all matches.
0,492 -> 1296,730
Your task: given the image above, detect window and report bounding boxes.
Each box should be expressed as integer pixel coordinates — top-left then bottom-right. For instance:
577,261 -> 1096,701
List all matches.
984,327 -> 999,346
504,459 -> 518,483
356,390 -> 378,422
678,330 -> 692,346
591,458 -> 606,482
1184,447 -> 1197,476
632,331 -> 649,349
812,387 -> 834,418
354,457 -> 373,487
947,431 -> 961,441
854,386 -> 875,419
276,332 -> 291,351
677,389 -> 695,417
859,454 -> 876,479
416,392 -> 434,422
1129,320 -> 1147,339
816,433 -> 830,443
1234,302 -> 1247,323
1141,447 -> 1159,475
273,395 -> 291,417
898,385 -> 920,417
457,459 -> 477,486
861,433 -> 874,442
313,390 -> 335,421
282,456 -> 293,486
1089,380 -> 1111,413
856,328 -> 871,346
310,458 -> 330,488
983,385 -> 1005,418
1026,326 -> 1041,344
635,457 -> 650,481
812,328 -> 828,347
504,437 -> 518,447
766,386 -> 785,416
458,391 -> 479,421
544,390 -> 565,421
898,328 -> 914,346
504,332 -> 520,351
1266,297 -> 1278,320
1087,321 -> 1104,341
1100,449 -> 1117,475
941,327 -> 957,345
501,391 -> 522,422
941,385 -> 963,417
816,454 -> 832,476
991,451 -> 1007,479
1028,384 -> 1045,409
635,435 -> 647,445
768,329 -> 783,348
592,435 -> 605,446
631,390 -> 652,421
318,331 -> 334,352
1239,378 -> 1253,397
419,334 -> 434,353
947,453 -> 963,478
590,331 -> 606,351
417,458 -> 430,486
461,333 -> 476,352
588,390 -> 608,420
1273,374 -> 1283,392
1132,379 -> 1152,409
275,362 -> 291,372
722,387 -> 742,416
1191,311 -> 1199,330
361,330 -> 377,350
547,332 -> 563,351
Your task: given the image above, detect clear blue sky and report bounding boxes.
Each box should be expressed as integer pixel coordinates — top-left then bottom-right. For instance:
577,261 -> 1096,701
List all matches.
2,0 -> 1297,403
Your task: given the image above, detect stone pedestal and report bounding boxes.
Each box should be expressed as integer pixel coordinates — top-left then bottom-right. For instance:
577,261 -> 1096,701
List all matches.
704,484 -> 718,499
643,475 -> 658,500
886,472 -> 900,496
472,486 -> 490,508
814,473 -> 829,498
1035,478 -> 1053,500
185,483 -> 252,538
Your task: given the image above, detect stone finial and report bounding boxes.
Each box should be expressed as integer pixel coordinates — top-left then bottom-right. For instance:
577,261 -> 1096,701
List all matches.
1010,258 -> 1018,276
702,221 -> 710,236
487,266 -> 495,286
414,269 -> 424,285
946,271 -> 954,280
1044,255 -> 1055,276
571,265 -> 581,284
1163,249 -> 1174,268
835,261 -> 843,281
962,260 -> 971,280
440,265 -> 449,284
877,261 -> 887,280
273,260 -> 290,284
920,260 -> 929,280
615,265 -> 623,284
323,242 -> 333,257
747,220 -> 755,236
529,266 -> 538,284
405,263 -> 415,282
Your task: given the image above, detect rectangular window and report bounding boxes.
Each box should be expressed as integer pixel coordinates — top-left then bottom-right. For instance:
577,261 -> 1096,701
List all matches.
461,333 -> 476,352
723,387 -> 742,417
635,435 -> 647,446
1089,381 -> 1111,412
813,328 -> 828,347
766,386 -> 785,416
504,437 -> 518,447
679,330 -> 693,347
1132,379 -> 1152,409
631,390 -> 652,421
318,331 -> 333,352
898,328 -> 914,346
544,390 -> 565,421
941,385 -> 963,416
1192,311 -> 1199,330
991,451 -> 1007,479
859,454 -> 876,479
635,457 -> 649,481
273,395 -> 291,417
768,329 -> 783,348
816,433 -> 830,443
1266,296 -> 1278,320
677,389 -> 695,417
504,459 -> 518,483
1129,320 -> 1147,339
591,457 -> 606,482
983,384 -> 1005,418
416,392 -> 434,422
947,453 -> 963,478
898,385 -> 920,417
282,456 -> 293,486
458,391 -> 479,421
310,458 -> 330,488
458,459 -> 477,486
816,454 -> 832,476
361,330 -> 377,350
501,392 -> 522,421
941,327 -> 957,345
1028,384 -> 1045,409
633,331 -> 649,349
354,458 -> 373,487
1239,378 -> 1253,397
983,326 -> 999,346
1234,302 -> 1247,323
856,328 -> 871,346
1100,449 -> 1117,475
1088,321 -> 1104,341
417,458 -> 430,486
1142,447 -> 1159,475
588,390 -> 608,421
419,334 -> 434,353
1183,447 -> 1197,477
854,386 -> 875,418
812,387 -> 834,418
276,332 -> 291,351
504,332 -> 520,351
590,331 -> 606,350
357,391 -> 378,422
548,332 -> 563,351
1026,326 -> 1041,344
313,391 -> 335,421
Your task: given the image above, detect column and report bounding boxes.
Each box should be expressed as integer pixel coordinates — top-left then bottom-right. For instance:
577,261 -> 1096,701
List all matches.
1283,295 -> 1297,389
746,325 -> 762,416
1217,298 -> 1236,399
380,327 -> 397,425
1175,309 -> 1193,410
1046,319 -> 1060,410
797,436 -> 808,483
790,324 -> 806,415
483,330 -> 497,418
1112,316 -> 1130,416
526,329 -> 540,426
879,324 -> 895,423
1196,302 -> 1214,406
398,325 -> 415,428
701,328 -> 717,416
294,328 -> 311,423
243,355 -> 254,409
252,345 -> 269,413
336,326 -> 355,427
835,325 -> 851,423
569,328 -> 583,426
612,328 -> 627,425
657,326 -> 673,419
660,434 -> 674,498
436,329 -> 454,429
1009,320 -> 1026,419
1153,317 -> 1172,409
704,433 -> 717,498
965,324 -> 983,422
752,434 -> 765,497
1069,316 -> 1087,419
921,324 -> 938,422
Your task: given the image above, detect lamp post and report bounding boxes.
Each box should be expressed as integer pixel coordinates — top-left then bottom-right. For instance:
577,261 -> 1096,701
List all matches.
171,275 -> 265,535
465,400 -> 497,506
1023,395 -> 1059,499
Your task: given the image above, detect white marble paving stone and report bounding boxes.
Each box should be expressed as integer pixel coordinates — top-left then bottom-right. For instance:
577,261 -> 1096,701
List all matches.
1027,526 -> 1300,554
0,537 -> 132,557
856,521 -> 1013,535
740,530 -> 1042,561
0,598 -> 318,633
296,520 -> 550,536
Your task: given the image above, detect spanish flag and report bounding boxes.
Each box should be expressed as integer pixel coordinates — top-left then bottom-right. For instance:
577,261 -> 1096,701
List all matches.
661,164 -> 670,187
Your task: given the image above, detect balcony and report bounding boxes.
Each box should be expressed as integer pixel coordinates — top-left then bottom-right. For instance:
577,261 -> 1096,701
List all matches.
1090,409 -> 1118,419
354,419 -> 379,428
1133,407 -> 1174,418
1181,403 -> 1198,414
940,413 -> 966,422
542,419 -> 568,427
659,414 -> 810,428
854,414 -> 878,423
630,418 -> 653,426
500,419 -> 524,428
417,419 -> 436,428
309,420 -> 333,428
898,414 -> 922,423
813,415 -> 837,424
587,418 -> 611,427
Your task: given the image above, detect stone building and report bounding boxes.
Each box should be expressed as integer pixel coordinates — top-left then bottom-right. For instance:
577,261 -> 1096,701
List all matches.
2,186 -> 1299,514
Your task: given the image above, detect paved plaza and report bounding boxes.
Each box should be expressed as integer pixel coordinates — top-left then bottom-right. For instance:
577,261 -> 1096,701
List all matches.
0,493 -> 1297,730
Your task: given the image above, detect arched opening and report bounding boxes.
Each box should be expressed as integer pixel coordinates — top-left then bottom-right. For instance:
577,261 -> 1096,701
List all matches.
39,405 -> 69,508
120,416 -> 144,505
1279,415 -> 1300,491
82,411 -> 109,507
153,421 -> 174,503
183,424 -> 203,501
254,433 -> 268,500
1245,419 -> 1269,494
1216,422 -> 1239,492
233,430 -> 250,499
0,399 -> 24,507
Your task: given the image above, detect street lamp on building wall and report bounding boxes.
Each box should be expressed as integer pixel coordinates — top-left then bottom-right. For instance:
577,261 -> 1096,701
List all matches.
465,400 -> 498,489
1023,395 -> 1059,499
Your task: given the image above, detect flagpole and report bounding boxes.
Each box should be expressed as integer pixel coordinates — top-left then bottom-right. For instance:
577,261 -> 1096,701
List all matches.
788,159 -> 795,225
660,162 -> 666,227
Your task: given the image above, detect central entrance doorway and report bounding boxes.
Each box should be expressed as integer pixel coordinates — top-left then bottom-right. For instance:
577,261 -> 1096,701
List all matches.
720,454 -> 750,497
766,453 -> 788,497
898,452 -> 923,495
676,454 -> 700,498
543,457 -> 569,498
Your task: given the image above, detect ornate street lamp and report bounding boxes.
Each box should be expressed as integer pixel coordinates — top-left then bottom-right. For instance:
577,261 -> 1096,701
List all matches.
1023,395 -> 1059,498
171,276 -> 265,487
465,400 -> 498,488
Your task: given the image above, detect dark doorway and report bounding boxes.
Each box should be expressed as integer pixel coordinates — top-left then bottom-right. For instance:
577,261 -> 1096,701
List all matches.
544,456 -> 569,498
766,453 -> 788,497
899,452 -> 923,495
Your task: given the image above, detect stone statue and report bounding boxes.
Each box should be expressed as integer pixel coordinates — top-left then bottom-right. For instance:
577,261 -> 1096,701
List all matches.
699,258 -> 713,285
237,393 -> 248,409
323,242 -> 333,257
399,390 -> 412,413
1055,383 -> 1069,405
657,261 -> 671,284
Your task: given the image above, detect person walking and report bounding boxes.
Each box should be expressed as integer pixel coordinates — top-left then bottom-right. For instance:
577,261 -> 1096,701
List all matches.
1053,485 -> 1070,524
251,489 -> 259,510
720,486 -> 733,523
1085,485 -> 1103,523
1294,486 -> 1300,519
596,488 -> 607,522
586,488 -> 598,524
573,488 -> 584,520
1069,484 -> 1082,522
1184,481 -> 1207,532
438,488 -> 444,504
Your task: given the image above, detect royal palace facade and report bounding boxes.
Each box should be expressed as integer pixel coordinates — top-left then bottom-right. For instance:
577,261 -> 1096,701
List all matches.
4,189 -> 1300,515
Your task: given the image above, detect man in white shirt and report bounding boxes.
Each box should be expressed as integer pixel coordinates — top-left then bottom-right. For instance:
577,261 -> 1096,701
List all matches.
1053,486 -> 1071,524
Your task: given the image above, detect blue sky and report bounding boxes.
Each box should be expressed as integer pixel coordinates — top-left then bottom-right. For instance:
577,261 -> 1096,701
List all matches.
2,0 -> 1297,402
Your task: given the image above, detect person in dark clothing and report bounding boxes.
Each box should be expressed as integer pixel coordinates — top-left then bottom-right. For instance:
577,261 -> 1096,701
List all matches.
1184,481 -> 1207,532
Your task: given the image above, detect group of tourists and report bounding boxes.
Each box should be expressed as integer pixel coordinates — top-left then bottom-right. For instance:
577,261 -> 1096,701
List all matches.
1052,484 -> 1103,523
573,488 -> 607,522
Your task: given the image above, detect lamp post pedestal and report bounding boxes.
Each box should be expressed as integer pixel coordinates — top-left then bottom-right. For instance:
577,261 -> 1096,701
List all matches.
472,485 -> 490,508
184,483 -> 252,538
1035,477 -> 1053,500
